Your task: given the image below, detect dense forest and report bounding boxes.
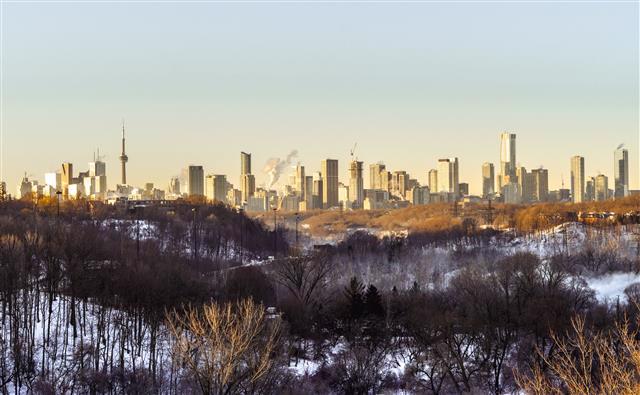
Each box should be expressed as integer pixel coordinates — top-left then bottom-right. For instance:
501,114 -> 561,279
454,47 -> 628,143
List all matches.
1,197 -> 640,394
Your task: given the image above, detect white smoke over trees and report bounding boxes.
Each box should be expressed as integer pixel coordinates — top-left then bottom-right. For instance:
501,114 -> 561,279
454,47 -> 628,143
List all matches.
262,150 -> 298,188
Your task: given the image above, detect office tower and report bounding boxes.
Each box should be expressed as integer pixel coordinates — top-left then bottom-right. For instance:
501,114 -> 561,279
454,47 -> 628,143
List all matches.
459,183 -> 469,197
570,156 -> 585,203
119,123 -> 128,185
437,158 -> 459,195
595,174 -> 609,201
295,164 -> 305,199
338,183 -> 350,208
321,159 -> 339,209
349,161 -> 364,208
428,169 -> 438,193
241,174 -> 255,203
188,165 -> 204,196
240,152 -> 254,202
169,177 -> 180,195
586,177 -> 596,201
500,132 -> 516,187
304,175 -> 314,209
481,162 -> 494,198
369,163 -> 385,189
240,151 -> 251,176
531,168 -> 549,202
516,166 -> 536,203
392,170 -> 408,198
44,172 -> 62,190
411,186 -> 430,205
312,173 -> 323,210
206,174 -> 228,203
380,170 -> 391,192
614,146 -> 629,199
61,162 -> 73,196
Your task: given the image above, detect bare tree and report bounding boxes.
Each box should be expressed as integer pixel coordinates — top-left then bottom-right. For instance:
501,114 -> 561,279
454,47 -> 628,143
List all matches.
166,299 -> 281,395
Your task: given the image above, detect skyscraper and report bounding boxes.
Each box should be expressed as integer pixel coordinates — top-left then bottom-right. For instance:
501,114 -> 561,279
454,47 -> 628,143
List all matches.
437,158 -> 459,196
369,163 -> 385,190
321,159 -> 339,209
119,123 -> 128,185
595,174 -> 609,201
205,174 -> 228,203
61,162 -> 73,197
240,151 -> 251,176
349,161 -> 364,208
188,165 -> 204,196
531,168 -> 549,202
614,146 -> 629,199
481,162 -> 494,198
428,169 -> 438,193
499,132 -> 516,187
240,151 -> 255,203
570,156 -> 585,203
295,164 -> 306,199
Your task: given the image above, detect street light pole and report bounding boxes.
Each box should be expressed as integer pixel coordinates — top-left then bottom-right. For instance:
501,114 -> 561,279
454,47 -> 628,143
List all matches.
192,207 -> 197,263
295,212 -> 300,254
273,207 -> 277,258
239,207 -> 244,265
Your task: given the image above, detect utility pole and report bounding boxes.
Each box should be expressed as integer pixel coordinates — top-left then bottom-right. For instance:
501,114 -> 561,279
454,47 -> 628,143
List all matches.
136,207 -> 141,262
273,207 -> 278,258
295,212 -> 300,254
56,190 -> 62,223
239,207 -> 244,265
192,207 -> 198,263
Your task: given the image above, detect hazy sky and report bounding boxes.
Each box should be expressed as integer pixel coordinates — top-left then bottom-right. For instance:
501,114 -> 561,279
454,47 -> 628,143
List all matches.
2,2 -> 638,194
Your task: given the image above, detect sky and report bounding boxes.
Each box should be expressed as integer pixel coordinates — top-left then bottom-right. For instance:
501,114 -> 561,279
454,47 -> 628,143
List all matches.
1,1 -> 638,195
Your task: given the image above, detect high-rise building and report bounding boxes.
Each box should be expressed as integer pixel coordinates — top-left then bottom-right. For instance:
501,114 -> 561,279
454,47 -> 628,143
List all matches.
312,172 -> 323,210
369,163 -> 385,190
481,162 -> 494,198
586,177 -> 595,202
119,123 -> 128,185
459,182 -> 469,197
349,161 -> 364,208
304,175 -> 314,209
240,151 -> 251,176
595,174 -> 609,201
61,162 -> 73,197
499,132 -> 516,187
392,170 -> 409,198
205,174 -> 228,203
169,177 -> 181,195
428,169 -> 438,193
531,168 -> 549,202
380,170 -> 391,192
321,159 -> 339,209
240,152 -> 254,202
437,158 -> 459,195
614,146 -> 629,199
294,164 -> 306,199
188,165 -> 204,196
44,172 -> 62,190
570,156 -> 585,203
241,174 -> 255,203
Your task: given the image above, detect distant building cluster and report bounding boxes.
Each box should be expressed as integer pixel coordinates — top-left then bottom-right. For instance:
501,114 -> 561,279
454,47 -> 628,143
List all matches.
3,128 -> 634,211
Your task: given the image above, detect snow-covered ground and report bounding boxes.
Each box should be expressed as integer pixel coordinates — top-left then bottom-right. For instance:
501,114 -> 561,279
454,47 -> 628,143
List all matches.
586,273 -> 640,302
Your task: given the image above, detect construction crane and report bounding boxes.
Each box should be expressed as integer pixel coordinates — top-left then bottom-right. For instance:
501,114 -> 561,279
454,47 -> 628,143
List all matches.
350,142 -> 358,160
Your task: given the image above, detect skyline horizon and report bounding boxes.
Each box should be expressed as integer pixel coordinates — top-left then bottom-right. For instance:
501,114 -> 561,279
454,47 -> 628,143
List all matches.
6,125 -> 637,196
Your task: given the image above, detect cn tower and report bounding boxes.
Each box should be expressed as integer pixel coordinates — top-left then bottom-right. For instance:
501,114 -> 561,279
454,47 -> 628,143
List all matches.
120,122 -> 128,185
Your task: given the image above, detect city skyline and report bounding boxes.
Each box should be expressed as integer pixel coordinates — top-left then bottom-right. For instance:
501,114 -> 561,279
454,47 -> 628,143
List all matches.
1,2 -> 638,194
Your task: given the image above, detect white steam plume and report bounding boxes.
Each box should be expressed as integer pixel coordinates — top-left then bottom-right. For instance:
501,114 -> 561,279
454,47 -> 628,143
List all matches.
262,150 -> 298,188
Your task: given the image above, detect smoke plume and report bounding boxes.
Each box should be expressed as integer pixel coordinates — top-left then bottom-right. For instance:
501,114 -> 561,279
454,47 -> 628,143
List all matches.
262,150 -> 298,188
